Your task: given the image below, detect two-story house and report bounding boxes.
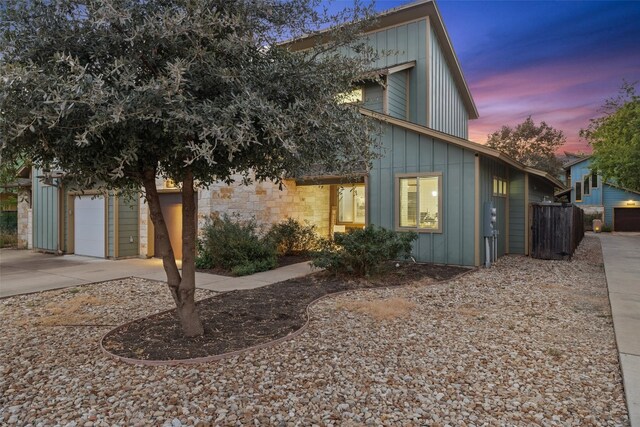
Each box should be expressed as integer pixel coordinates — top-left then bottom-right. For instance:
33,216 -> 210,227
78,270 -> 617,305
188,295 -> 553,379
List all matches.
26,0 -> 563,266
559,156 -> 640,231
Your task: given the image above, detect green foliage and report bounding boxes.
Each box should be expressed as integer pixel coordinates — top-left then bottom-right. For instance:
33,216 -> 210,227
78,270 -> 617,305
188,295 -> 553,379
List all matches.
581,82 -> 640,192
196,215 -> 277,276
486,117 -> 565,177
311,225 -> 418,277
266,218 -> 319,256
601,225 -> 612,233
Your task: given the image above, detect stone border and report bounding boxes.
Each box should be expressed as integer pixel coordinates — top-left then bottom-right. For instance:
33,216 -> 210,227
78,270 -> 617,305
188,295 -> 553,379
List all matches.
100,267 -> 479,366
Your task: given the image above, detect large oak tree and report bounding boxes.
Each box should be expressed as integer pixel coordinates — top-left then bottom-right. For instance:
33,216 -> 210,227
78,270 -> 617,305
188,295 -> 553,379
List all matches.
0,0 -> 379,336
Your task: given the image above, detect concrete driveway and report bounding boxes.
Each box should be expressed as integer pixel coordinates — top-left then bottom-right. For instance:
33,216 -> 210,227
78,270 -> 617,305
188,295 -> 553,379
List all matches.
0,249 -> 313,297
599,232 -> 640,426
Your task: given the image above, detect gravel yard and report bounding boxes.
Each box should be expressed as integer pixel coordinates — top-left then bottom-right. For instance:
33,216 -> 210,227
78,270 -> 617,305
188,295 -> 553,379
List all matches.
0,235 -> 628,426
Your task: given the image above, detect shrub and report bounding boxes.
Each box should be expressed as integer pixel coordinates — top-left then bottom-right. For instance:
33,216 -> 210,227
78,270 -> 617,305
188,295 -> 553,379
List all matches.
583,212 -> 603,231
600,225 -> 612,232
196,215 -> 277,275
311,225 -> 418,277
266,218 -> 319,256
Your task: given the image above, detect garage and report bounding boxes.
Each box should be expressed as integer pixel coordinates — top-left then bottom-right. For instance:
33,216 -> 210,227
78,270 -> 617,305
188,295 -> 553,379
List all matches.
74,195 -> 106,257
614,207 -> 640,232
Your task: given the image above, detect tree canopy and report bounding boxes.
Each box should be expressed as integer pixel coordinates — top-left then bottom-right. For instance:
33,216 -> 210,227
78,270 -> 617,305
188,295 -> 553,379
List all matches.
0,0 -> 380,336
486,117 -> 565,177
581,82 -> 640,192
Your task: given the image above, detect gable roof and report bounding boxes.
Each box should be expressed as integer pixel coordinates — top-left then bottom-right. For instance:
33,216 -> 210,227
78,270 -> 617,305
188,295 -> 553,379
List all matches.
360,108 -> 565,189
284,0 -> 479,119
563,155 -> 591,170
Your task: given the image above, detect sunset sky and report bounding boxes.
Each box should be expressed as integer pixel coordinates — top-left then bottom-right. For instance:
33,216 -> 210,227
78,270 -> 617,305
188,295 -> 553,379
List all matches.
370,0 -> 640,153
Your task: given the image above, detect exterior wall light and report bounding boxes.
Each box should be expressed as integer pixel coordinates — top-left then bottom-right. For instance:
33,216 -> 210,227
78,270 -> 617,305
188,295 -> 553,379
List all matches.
626,200 -> 636,206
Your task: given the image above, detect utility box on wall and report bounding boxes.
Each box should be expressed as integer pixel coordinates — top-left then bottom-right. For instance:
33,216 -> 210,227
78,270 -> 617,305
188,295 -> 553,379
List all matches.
483,201 -> 497,237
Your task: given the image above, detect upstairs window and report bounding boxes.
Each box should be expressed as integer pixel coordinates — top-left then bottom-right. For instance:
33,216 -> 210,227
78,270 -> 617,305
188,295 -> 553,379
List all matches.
396,173 -> 442,232
493,177 -> 508,197
592,172 -> 598,188
575,181 -> 582,202
583,175 -> 591,196
337,88 -> 363,105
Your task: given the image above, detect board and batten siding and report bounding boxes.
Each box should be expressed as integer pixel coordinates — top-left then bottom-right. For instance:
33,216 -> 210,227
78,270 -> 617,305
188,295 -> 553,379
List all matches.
528,175 -> 554,203
363,82 -> 384,113
508,169 -> 526,255
362,19 -> 428,126
478,157 -> 507,260
570,159 -> 602,205
428,26 -> 468,139
387,71 -> 407,119
368,122 -> 476,266
117,195 -> 139,257
32,168 -> 59,252
108,195 -> 115,257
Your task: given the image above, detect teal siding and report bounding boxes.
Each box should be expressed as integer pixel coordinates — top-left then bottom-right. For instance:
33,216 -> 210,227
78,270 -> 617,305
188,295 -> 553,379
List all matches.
479,157 -> 507,260
570,158 -> 602,206
32,168 -> 59,252
429,26 -> 468,138
603,184 -> 640,228
529,175 -> 554,203
118,195 -> 139,257
108,195 -> 115,257
368,122 -> 476,266
362,19 -> 428,126
363,82 -> 383,113
508,170 -> 526,254
387,71 -> 407,119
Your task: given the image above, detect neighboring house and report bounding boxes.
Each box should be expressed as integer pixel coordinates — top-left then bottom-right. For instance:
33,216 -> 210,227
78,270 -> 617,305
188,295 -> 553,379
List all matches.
24,0 -> 563,266
558,156 -> 640,231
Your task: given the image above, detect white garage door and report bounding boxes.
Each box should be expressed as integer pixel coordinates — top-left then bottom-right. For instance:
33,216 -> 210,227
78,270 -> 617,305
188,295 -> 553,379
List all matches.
74,196 -> 106,258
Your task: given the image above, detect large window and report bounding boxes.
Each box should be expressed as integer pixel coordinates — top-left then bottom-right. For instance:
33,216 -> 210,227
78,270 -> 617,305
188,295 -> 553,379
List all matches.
575,181 -> 582,202
337,185 -> 365,224
396,173 -> 442,232
592,172 -> 598,188
583,175 -> 591,196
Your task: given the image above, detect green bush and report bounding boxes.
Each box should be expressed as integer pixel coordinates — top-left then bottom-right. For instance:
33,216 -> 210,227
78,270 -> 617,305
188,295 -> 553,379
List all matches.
600,225 -> 612,232
311,225 -> 418,277
196,215 -> 277,275
266,218 -> 319,256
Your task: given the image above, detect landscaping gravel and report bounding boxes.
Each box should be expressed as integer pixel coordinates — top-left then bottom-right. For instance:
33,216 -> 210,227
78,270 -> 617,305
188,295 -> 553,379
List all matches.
0,235 -> 628,426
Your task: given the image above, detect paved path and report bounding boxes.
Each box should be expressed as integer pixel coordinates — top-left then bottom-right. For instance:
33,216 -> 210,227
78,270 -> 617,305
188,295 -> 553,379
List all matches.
0,249 -> 314,298
599,232 -> 640,426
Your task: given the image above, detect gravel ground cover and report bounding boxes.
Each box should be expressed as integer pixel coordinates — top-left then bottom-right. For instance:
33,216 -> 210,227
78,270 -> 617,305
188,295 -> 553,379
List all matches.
0,235 -> 628,426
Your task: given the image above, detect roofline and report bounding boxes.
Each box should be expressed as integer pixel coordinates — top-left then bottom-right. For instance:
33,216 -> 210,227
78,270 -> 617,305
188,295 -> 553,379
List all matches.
605,181 -> 640,196
360,108 -> 565,189
283,0 -> 478,119
563,155 -> 592,170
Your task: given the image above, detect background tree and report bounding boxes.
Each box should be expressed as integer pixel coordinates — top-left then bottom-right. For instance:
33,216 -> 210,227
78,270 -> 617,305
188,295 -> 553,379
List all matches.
581,82 -> 640,191
486,117 -> 565,176
0,0 -> 379,337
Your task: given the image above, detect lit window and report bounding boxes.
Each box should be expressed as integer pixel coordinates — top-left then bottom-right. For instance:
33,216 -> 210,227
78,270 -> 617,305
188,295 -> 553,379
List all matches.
337,185 -> 365,224
397,174 -> 442,232
493,177 -> 507,197
337,88 -> 363,104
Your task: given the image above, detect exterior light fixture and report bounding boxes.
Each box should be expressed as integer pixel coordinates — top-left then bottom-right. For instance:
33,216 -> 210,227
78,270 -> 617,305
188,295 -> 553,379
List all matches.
627,200 -> 637,206
165,179 -> 177,189
432,191 -> 438,197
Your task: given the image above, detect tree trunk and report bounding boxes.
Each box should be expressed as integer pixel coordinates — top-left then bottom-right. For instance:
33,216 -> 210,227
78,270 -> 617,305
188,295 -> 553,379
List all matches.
142,169 -> 204,337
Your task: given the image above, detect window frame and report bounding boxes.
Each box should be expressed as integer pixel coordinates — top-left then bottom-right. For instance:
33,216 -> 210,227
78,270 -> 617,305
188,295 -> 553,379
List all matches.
575,181 -> 582,202
583,175 -> 591,196
394,172 -> 443,233
591,172 -> 598,188
336,184 -> 366,225
492,176 -> 508,197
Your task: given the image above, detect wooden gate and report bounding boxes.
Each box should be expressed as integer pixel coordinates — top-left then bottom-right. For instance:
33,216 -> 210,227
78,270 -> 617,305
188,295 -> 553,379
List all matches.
530,203 -> 584,260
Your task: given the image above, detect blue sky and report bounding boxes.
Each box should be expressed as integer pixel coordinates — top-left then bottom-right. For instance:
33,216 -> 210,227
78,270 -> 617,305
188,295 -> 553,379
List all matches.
338,0 -> 640,152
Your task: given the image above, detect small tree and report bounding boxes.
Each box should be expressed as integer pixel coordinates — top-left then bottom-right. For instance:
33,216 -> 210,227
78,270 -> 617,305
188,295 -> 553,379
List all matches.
581,82 -> 640,192
486,117 -> 565,176
0,0 -> 379,337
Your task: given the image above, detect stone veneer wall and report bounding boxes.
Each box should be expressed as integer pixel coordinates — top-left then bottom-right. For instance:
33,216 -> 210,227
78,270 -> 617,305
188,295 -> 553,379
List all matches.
17,190 -> 31,249
138,177 -> 333,257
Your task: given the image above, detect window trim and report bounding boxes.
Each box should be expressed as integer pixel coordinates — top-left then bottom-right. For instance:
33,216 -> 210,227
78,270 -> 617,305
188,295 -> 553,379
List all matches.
492,176 -> 508,197
575,181 -> 582,202
336,184 -> 366,225
394,172 -> 443,233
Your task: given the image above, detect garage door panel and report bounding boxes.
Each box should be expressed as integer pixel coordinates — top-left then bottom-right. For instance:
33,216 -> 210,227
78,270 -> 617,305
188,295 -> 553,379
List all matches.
74,196 -> 106,257
614,208 -> 640,232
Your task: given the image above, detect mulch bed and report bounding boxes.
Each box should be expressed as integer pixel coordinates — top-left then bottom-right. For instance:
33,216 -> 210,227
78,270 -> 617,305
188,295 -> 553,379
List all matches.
103,262 -> 470,361
196,254 -> 311,277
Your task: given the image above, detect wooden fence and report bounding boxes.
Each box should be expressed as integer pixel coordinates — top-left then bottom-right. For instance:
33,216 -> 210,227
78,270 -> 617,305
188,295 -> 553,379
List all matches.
530,203 -> 584,260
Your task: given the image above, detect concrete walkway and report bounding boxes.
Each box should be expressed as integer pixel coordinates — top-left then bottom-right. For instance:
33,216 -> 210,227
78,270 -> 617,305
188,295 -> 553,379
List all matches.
0,249 -> 314,298
599,232 -> 640,426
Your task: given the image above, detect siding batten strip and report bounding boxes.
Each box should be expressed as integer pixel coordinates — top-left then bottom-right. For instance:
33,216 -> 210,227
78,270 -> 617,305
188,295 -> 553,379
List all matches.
474,154 -> 480,266
524,173 -> 529,256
